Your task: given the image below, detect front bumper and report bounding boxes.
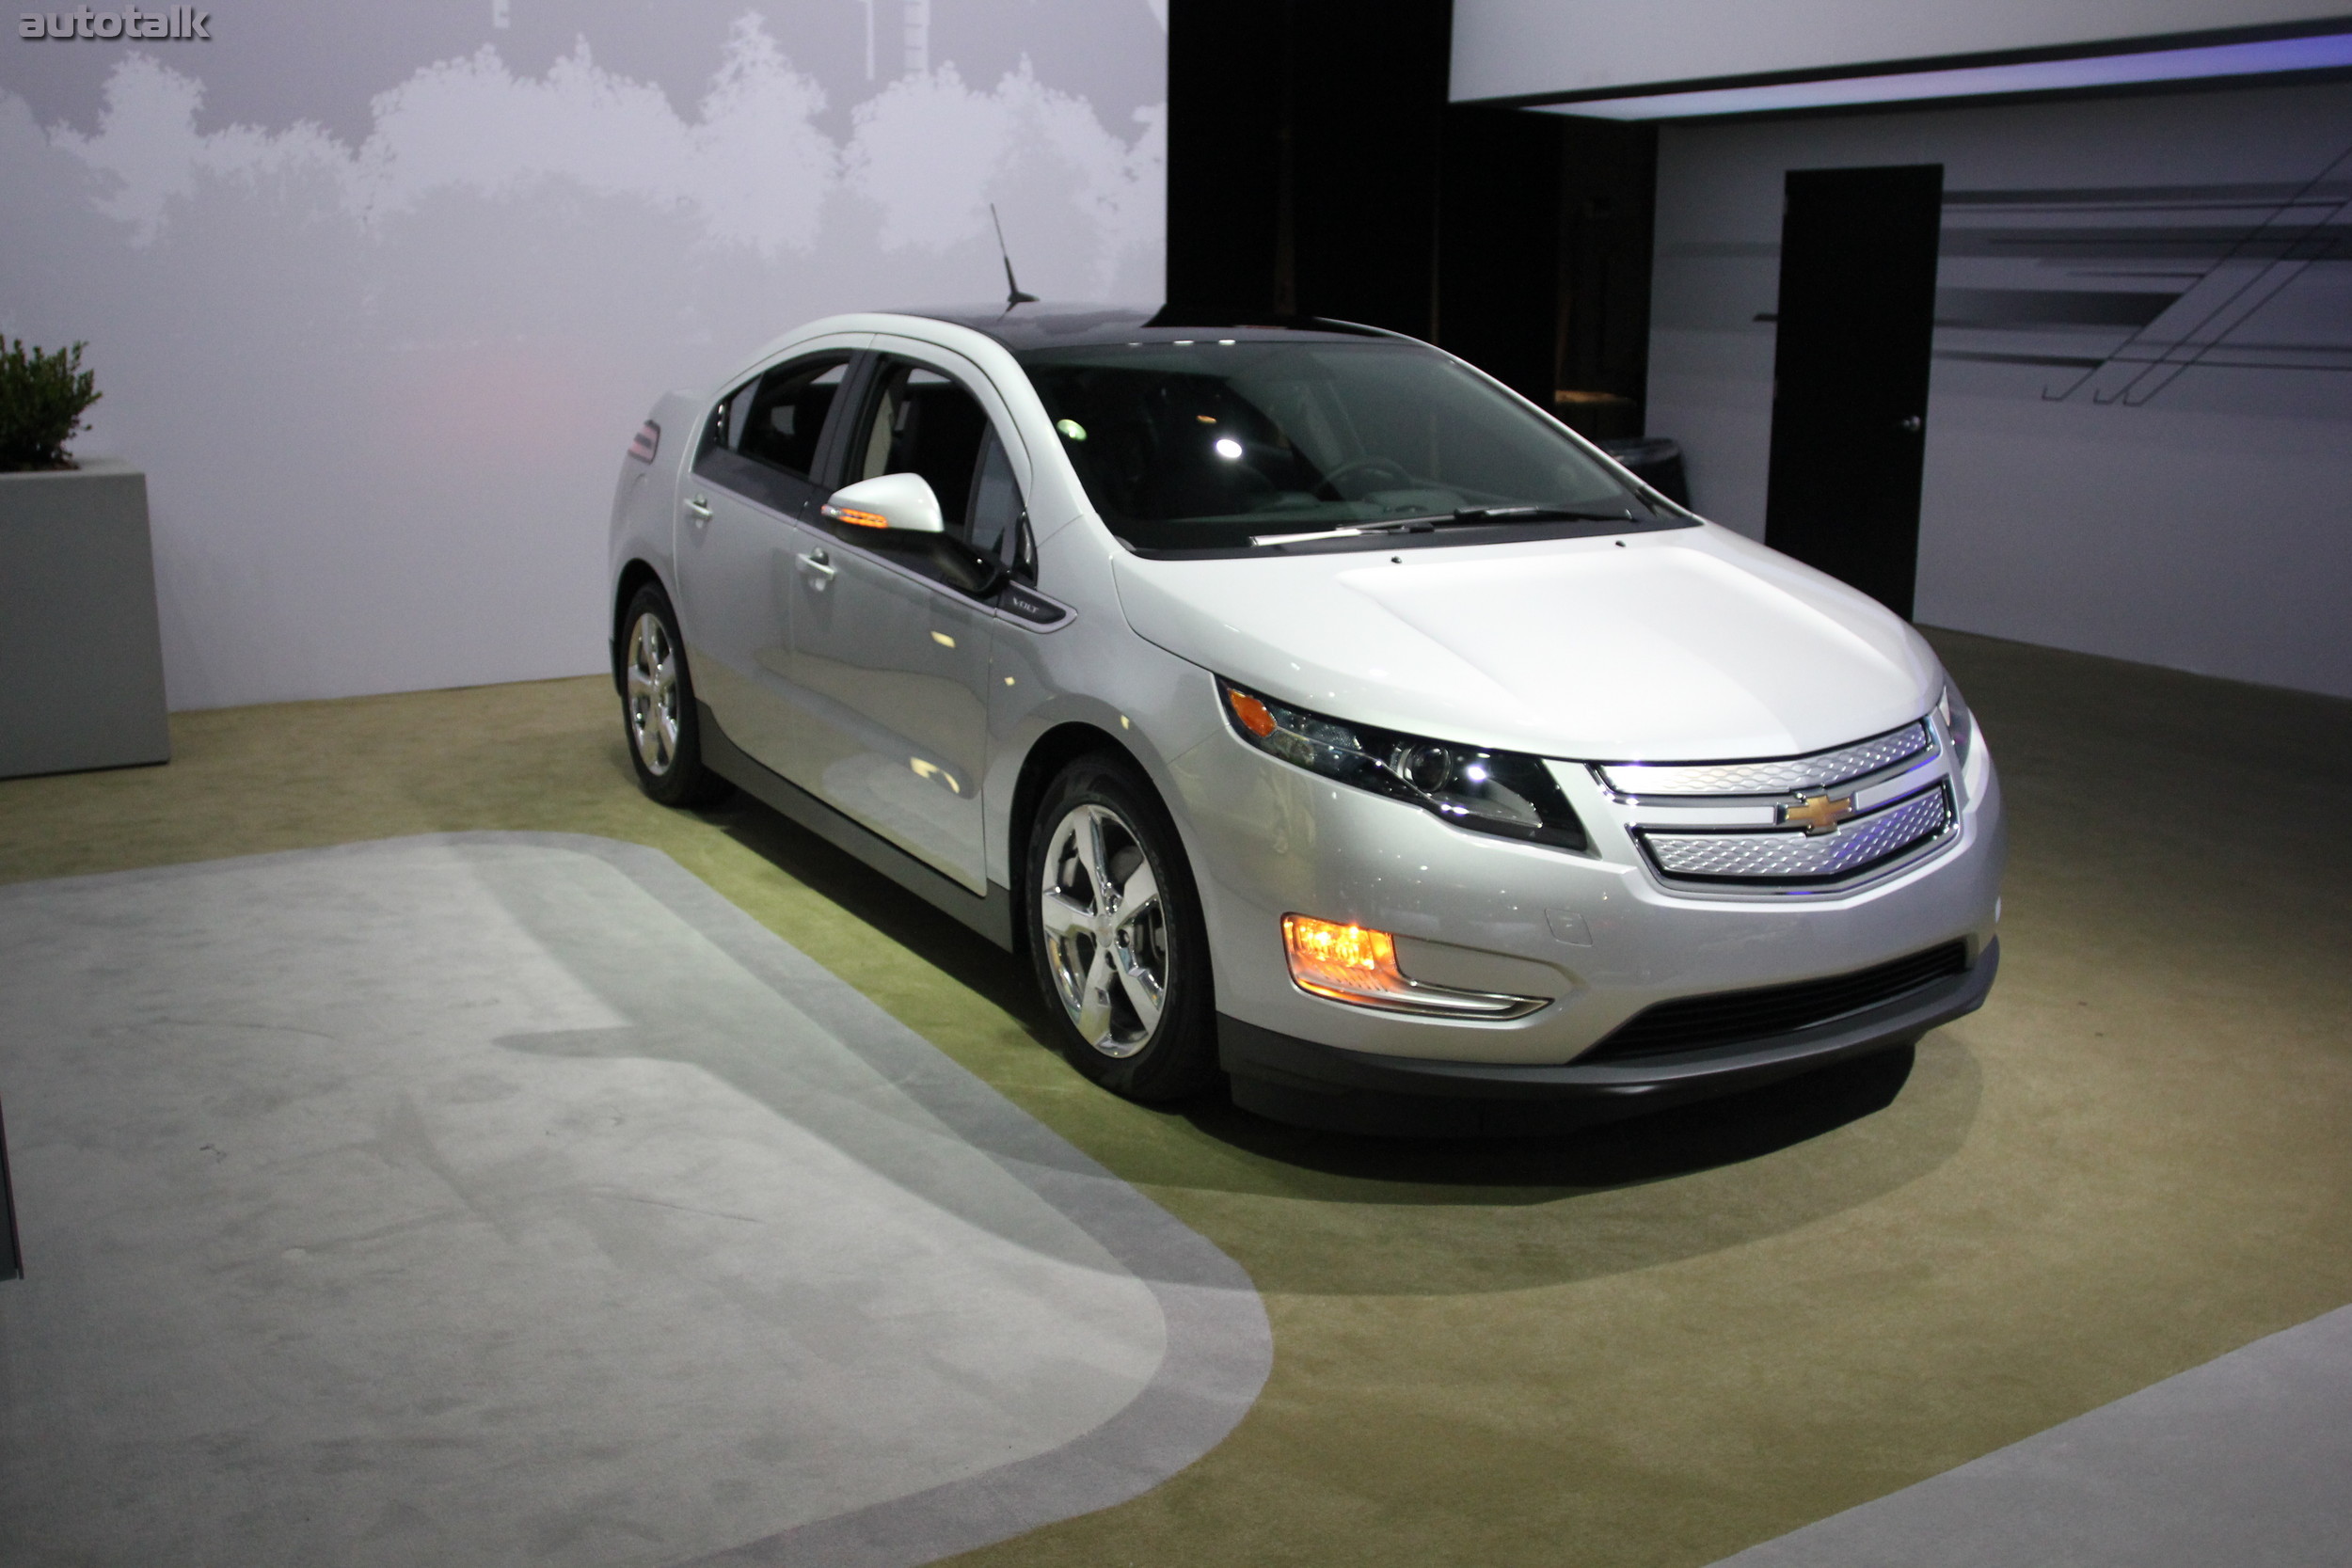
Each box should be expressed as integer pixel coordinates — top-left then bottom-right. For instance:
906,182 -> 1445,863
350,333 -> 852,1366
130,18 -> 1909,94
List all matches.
1221,939 -> 1998,1135
1166,680 -> 2006,1069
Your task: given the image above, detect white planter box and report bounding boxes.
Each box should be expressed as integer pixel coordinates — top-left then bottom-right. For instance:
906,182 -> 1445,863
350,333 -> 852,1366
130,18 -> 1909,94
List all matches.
0,458 -> 170,779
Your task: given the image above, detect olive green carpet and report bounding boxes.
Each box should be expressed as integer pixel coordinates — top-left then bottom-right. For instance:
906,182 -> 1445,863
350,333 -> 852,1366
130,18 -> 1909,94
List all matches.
2,627 -> 2347,1566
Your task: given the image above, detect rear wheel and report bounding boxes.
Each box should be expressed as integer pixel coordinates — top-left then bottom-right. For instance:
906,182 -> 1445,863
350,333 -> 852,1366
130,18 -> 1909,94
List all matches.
619,584 -> 728,807
1027,755 -> 1218,1102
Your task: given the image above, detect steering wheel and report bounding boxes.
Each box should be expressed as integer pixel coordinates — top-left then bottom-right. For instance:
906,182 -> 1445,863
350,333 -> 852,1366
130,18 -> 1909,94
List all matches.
1312,455 -> 1415,500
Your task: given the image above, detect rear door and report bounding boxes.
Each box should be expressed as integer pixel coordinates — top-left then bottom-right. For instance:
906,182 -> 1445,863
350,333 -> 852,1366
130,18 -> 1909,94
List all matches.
780,344 -> 1031,894
674,347 -> 859,772
1763,165 -> 1944,619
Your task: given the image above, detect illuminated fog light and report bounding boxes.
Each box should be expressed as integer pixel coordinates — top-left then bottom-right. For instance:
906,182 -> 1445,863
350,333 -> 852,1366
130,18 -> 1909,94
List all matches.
1282,913 -> 1549,1019
1215,437 -> 1244,460
1284,914 -> 1413,1006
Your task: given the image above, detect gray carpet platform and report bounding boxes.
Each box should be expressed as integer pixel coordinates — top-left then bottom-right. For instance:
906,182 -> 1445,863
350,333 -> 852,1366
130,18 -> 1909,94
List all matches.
1713,1304 -> 2352,1567
0,833 -> 1269,1567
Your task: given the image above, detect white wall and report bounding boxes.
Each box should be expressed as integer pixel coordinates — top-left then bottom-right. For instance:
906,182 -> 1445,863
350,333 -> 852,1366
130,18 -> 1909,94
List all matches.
1,1 -> 1166,710
1451,0 -> 2345,103
1646,79 -> 2352,699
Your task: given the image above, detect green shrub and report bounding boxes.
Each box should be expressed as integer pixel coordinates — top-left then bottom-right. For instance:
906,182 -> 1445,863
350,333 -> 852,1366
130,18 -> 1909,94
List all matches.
0,339 -> 103,472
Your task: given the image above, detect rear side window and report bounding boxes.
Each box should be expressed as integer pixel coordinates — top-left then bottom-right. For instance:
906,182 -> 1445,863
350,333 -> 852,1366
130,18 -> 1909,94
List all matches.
697,352 -> 851,511
735,358 -> 847,479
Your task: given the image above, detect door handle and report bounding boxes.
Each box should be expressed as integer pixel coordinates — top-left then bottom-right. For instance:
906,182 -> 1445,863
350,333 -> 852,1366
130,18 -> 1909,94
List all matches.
685,494 -> 712,524
796,547 -> 835,588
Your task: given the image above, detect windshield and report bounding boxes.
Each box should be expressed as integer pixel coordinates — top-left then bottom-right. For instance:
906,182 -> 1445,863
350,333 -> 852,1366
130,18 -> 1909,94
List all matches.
1018,340 -> 1653,552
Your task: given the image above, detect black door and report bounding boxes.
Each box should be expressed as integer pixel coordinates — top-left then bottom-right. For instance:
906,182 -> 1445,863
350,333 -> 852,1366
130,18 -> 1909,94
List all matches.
1763,164 -> 1943,619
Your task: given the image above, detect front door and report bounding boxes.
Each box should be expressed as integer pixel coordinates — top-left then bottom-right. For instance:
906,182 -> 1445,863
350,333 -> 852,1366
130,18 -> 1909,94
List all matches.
783,347 -> 1029,894
1764,164 -> 1943,619
674,349 -> 856,773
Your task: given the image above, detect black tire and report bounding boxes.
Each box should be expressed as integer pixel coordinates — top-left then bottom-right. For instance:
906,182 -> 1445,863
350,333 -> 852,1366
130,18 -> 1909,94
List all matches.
1025,753 -> 1219,1102
617,583 -> 730,808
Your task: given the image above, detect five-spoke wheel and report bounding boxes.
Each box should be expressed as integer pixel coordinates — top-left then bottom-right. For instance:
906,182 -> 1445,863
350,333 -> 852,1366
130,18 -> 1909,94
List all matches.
1040,801 -> 1169,1058
617,583 -> 727,807
625,610 -> 682,778
1027,757 -> 1216,1100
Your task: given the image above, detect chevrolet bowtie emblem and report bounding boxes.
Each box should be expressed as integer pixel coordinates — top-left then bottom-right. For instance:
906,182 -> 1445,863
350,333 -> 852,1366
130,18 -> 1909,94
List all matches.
1779,792 -> 1857,836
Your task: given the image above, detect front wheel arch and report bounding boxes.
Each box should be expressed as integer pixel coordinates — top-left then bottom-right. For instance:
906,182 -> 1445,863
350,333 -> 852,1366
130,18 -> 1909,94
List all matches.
1005,720 -> 1225,976
1007,722 -> 1133,937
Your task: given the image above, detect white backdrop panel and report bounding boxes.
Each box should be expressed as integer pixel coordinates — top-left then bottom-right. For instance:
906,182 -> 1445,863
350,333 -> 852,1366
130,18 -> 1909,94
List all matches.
0,3 -> 1167,710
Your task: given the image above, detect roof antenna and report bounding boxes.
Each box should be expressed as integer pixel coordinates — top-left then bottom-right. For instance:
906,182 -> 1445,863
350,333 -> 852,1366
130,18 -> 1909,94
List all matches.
991,204 -> 1040,310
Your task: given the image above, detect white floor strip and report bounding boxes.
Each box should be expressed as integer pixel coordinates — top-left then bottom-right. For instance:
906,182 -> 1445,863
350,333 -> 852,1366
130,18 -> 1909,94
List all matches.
0,833 -> 1268,1568
1713,1305 -> 2352,1567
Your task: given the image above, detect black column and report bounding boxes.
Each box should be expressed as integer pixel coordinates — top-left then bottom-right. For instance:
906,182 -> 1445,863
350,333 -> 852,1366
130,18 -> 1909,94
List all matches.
1168,2 -> 1657,434
1551,118 -> 1659,439
1165,0 -> 1288,313
1167,0 -> 1450,335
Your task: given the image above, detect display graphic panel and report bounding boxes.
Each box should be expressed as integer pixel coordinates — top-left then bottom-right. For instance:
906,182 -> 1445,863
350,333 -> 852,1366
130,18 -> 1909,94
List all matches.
1645,80 -> 2352,699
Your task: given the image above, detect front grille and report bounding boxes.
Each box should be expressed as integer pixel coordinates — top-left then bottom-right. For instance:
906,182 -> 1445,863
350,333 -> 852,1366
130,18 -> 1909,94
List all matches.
1641,784 -> 1952,885
1583,941 -> 1970,1061
1598,721 -> 1930,798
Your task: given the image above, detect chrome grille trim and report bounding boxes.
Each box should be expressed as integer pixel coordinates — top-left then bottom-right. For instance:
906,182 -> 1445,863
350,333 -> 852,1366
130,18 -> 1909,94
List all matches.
1598,721 -> 1931,799
1639,784 -> 1953,883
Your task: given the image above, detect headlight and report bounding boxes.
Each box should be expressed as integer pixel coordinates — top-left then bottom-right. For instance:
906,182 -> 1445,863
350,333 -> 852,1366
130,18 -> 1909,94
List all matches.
1217,678 -> 1588,851
1936,680 -> 1977,765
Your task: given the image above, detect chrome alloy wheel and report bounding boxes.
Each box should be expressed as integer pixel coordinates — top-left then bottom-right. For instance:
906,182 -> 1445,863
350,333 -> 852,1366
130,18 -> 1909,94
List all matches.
624,610 -> 682,776
1039,801 -> 1170,1058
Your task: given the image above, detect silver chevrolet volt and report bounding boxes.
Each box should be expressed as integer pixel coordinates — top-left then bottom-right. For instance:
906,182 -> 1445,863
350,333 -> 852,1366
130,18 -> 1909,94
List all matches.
608,306 -> 2003,1134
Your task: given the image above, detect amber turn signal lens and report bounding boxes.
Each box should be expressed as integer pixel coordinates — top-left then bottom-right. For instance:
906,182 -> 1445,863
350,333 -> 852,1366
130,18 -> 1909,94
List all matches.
1227,687 -> 1278,738
822,503 -> 889,529
1282,913 -> 1418,1006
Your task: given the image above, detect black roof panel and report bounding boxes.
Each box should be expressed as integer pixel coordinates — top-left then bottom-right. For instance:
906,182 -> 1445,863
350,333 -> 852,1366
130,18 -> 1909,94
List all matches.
884,303 -> 1403,353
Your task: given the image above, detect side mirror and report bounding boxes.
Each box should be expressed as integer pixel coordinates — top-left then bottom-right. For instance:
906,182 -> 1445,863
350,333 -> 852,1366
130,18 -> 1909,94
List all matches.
821,472 -> 944,534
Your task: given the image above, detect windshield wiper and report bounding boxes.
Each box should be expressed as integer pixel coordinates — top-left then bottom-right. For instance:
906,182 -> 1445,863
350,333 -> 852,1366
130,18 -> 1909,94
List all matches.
1248,503 -> 1631,547
1311,504 -> 1636,531
1447,504 -> 1633,524
1248,518 -> 1438,546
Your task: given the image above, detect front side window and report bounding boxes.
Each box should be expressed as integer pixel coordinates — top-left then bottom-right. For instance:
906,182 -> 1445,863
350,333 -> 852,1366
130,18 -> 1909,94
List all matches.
966,433 -> 1033,578
833,357 -> 1028,591
848,362 -> 993,520
1019,340 -> 1675,554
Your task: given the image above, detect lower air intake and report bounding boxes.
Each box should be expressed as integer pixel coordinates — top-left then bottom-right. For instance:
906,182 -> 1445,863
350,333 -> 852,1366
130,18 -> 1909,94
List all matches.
1582,941 -> 1970,1062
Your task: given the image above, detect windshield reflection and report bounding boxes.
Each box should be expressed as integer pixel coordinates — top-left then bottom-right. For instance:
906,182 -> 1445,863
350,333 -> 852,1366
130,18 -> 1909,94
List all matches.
1019,341 -> 1649,552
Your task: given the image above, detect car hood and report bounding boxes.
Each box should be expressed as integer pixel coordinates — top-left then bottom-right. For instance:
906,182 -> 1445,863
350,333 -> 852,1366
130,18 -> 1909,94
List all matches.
1110,524 -> 1941,761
